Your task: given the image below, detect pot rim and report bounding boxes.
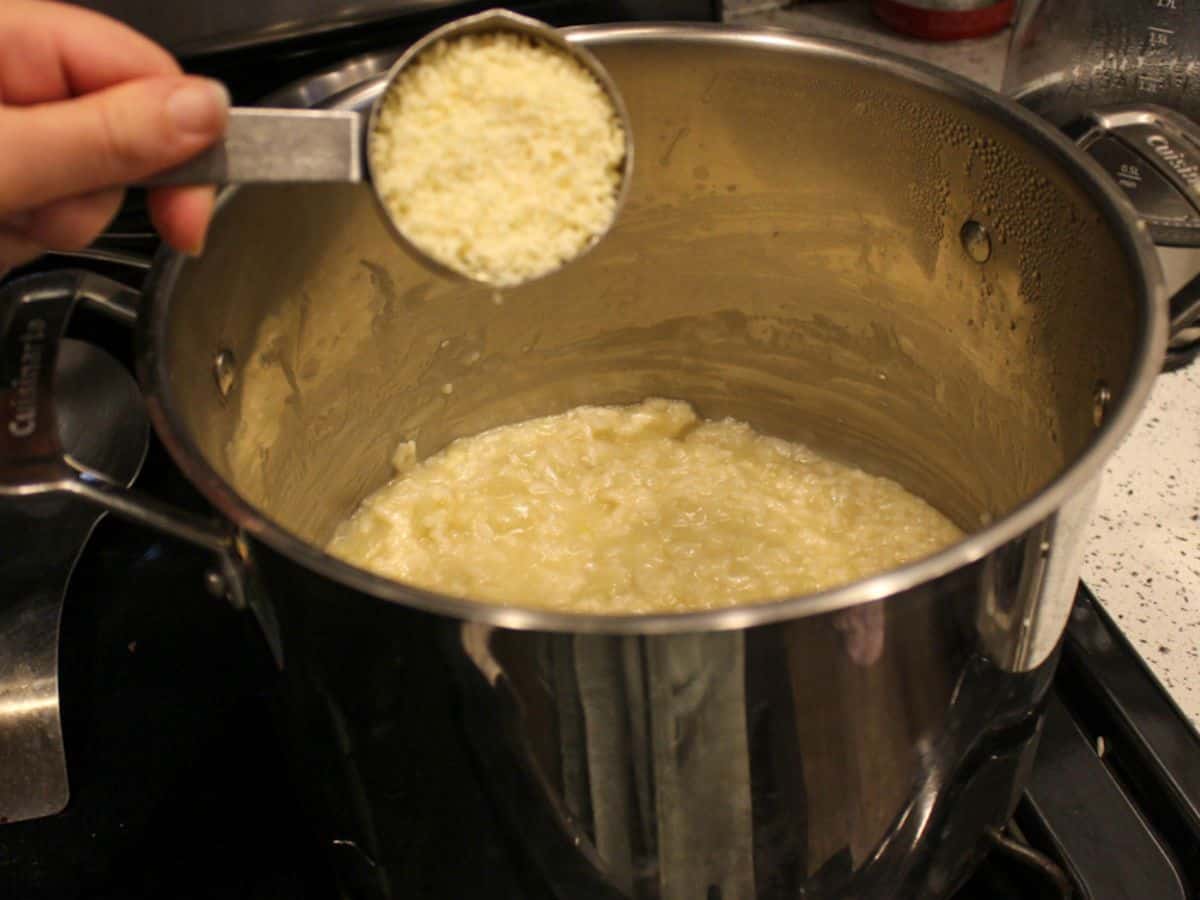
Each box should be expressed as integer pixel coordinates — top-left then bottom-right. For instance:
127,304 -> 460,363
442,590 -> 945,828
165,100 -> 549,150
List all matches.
136,22 -> 1169,635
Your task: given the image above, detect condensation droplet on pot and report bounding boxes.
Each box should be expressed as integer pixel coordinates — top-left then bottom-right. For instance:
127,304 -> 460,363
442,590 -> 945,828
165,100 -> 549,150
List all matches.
441,383 -> 454,396
213,349 -> 236,399
960,220 -> 991,263
491,291 -> 504,307
1093,382 -> 1111,427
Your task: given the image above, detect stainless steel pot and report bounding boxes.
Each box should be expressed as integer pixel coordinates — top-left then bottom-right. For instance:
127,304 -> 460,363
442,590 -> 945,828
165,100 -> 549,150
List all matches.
2,22 -> 1196,900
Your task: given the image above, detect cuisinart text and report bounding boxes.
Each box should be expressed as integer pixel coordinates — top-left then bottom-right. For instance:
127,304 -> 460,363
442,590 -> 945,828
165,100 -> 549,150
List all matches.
8,317 -> 46,438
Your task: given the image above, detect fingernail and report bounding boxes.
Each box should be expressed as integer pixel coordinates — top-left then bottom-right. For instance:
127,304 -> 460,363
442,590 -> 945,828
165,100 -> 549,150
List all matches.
166,79 -> 230,136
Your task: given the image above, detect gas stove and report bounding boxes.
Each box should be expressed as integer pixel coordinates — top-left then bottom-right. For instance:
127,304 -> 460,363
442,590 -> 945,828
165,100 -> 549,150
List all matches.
3,4 -> 1200,899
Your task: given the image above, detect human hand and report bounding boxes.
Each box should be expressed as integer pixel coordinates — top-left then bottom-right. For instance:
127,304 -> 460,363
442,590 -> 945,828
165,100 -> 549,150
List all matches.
0,0 -> 229,273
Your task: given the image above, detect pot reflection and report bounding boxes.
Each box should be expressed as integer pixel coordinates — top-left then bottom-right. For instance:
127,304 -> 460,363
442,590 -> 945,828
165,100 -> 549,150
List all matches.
441,549 -> 1049,899
833,600 -> 886,667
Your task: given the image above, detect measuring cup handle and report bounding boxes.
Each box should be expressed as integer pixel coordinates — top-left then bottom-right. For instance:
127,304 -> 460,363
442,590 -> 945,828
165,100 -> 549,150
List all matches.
137,108 -> 364,186
1071,105 -> 1200,370
0,270 -> 248,608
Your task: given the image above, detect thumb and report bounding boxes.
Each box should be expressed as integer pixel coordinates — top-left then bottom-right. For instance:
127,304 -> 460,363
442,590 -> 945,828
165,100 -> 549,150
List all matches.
0,75 -> 229,216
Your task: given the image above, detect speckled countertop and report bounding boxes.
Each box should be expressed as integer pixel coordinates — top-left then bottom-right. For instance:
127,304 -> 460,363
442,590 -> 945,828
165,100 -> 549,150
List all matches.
727,1 -> 1200,726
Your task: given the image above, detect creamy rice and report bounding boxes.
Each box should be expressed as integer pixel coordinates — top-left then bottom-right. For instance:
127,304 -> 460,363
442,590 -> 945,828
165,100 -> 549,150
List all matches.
328,399 -> 963,614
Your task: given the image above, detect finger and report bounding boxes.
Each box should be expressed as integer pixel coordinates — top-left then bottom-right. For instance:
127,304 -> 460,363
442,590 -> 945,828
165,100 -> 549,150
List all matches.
147,185 -> 217,255
22,188 -> 124,251
0,75 -> 229,214
0,228 -> 45,274
0,1 -> 179,104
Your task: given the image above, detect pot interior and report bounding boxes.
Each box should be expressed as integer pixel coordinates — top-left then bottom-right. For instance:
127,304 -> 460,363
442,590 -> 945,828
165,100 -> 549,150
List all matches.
157,30 -> 1145,586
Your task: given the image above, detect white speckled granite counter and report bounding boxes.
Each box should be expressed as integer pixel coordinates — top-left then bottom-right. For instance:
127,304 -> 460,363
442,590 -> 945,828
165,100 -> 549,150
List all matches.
727,1 -> 1200,726
1082,353 -> 1200,724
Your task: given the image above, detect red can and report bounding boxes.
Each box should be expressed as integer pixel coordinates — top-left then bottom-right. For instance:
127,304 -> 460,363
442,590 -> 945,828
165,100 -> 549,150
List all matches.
871,0 -> 1016,41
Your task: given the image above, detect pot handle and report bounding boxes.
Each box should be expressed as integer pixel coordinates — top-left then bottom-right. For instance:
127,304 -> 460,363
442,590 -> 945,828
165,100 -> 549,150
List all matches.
1071,104 -> 1200,370
0,269 -> 248,609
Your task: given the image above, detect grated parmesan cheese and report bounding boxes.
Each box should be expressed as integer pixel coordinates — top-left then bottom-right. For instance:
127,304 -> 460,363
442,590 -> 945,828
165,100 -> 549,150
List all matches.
370,32 -> 626,287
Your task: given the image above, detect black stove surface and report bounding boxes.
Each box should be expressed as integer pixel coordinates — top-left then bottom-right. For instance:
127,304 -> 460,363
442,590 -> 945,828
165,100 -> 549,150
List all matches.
0,483 -> 334,900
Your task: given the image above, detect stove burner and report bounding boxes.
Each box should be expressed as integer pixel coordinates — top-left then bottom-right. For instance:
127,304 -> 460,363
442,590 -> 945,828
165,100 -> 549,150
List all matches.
980,827 -> 1072,899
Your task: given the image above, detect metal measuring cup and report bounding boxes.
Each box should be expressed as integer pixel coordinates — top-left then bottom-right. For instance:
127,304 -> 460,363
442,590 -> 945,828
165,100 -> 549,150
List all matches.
143,9 -> 634,286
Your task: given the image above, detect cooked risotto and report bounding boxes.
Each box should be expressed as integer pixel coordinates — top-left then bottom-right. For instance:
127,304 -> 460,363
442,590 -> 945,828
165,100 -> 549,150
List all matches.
328,399 -> 963,613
